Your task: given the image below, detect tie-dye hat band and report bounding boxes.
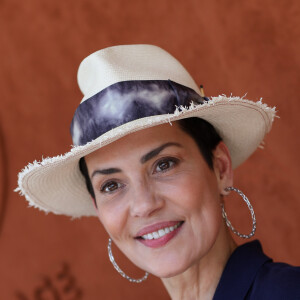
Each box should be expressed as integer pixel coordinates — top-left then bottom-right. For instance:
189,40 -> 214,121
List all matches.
70,80 -> 207,146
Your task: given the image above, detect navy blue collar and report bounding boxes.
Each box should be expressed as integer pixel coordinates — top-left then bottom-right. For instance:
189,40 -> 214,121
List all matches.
213,240 -> 272,300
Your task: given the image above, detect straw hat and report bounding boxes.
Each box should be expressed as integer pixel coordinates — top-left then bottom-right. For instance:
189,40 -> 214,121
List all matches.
16,44 -> 276,218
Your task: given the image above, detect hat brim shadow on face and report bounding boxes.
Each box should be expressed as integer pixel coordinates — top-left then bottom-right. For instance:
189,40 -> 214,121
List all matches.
16,96 -> 276,218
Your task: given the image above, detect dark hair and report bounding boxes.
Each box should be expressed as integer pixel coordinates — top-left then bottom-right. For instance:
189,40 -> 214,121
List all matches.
178,117 -> 222,169
79,156 -> 96,200
79,117 -> 222,206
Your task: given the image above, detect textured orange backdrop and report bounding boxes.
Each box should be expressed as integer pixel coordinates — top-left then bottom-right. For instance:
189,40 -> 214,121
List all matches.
0,0 -> 299,299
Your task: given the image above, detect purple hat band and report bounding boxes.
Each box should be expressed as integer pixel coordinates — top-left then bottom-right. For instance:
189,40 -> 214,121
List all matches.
70,80 -> 207,146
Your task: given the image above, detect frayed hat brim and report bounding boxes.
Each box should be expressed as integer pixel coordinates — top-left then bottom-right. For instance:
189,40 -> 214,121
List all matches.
16,96 -> 276,218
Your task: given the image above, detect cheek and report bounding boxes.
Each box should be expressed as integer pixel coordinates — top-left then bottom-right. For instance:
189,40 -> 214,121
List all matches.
96,201 -> 129,241
159,170 -> 219,211
182,173 -> 221,227
159,171 -> 222,247
186,176 -> 223,254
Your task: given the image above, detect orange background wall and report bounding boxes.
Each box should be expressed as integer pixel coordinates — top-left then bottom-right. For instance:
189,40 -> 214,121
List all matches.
0,0 -> 299,299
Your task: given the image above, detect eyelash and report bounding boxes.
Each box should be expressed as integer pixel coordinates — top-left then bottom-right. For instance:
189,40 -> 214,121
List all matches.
100,180 -> 124,194
99,157 -> 179,194
152,157 -> 179,174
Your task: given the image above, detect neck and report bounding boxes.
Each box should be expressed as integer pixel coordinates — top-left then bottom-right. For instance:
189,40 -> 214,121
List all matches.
161,225 -> 236,300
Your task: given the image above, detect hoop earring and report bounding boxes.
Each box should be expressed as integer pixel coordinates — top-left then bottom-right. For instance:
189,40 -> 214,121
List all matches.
107,238 -> 149,283
221,187 -> 256,239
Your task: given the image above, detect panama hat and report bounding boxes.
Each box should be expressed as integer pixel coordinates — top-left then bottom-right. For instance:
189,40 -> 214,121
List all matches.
16,44 -> 276,218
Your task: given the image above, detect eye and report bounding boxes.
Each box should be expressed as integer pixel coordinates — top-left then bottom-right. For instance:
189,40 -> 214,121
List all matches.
100,180 -> 123,194
153,157 -> 178,174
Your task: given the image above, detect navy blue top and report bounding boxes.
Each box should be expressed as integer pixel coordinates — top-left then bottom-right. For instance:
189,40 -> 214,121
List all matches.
213,240 -> 300,300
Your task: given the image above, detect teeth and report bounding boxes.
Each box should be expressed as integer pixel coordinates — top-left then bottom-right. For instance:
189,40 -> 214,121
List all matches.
153,232 -> 159,239
147,233 -> 154,240
158,229 -> 165,237
141,222 -> 182,240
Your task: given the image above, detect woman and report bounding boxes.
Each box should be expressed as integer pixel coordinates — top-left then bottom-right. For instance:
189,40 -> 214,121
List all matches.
16,44 -> 300,299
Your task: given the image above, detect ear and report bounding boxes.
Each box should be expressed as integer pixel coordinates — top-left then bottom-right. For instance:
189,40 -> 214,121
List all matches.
212,142 -> 233,196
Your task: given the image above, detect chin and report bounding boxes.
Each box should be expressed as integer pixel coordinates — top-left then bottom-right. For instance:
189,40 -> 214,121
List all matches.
145,258 -> 193,279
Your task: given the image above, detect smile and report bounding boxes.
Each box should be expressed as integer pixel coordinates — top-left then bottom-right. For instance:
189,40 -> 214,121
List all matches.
141,222 -> 182,240
136,221 -> 184,248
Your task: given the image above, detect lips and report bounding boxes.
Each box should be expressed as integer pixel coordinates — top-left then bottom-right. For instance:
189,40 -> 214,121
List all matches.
135,221 -> 183,238
135,221 -> 184,248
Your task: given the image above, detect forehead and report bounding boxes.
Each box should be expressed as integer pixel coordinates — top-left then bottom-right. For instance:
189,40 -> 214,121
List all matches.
84,122 -> 194,165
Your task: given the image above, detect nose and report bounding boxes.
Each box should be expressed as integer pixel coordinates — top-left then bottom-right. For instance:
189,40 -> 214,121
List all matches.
129,182 -> 164,218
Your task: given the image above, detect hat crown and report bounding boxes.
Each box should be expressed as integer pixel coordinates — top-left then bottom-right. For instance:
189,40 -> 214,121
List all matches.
77,44 -> 200,102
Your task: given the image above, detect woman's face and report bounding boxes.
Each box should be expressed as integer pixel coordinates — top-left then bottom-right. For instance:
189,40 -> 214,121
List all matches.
85,122 -> 232,278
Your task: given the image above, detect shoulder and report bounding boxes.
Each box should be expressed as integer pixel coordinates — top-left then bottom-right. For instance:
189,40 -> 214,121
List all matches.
248,260 -> 300,299
213,240 -> 300,300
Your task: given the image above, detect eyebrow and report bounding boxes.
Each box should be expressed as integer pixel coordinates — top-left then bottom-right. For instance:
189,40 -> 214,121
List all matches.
140,142 -> 182,164
91,142 -> 182,178
91,168 -> 122,178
